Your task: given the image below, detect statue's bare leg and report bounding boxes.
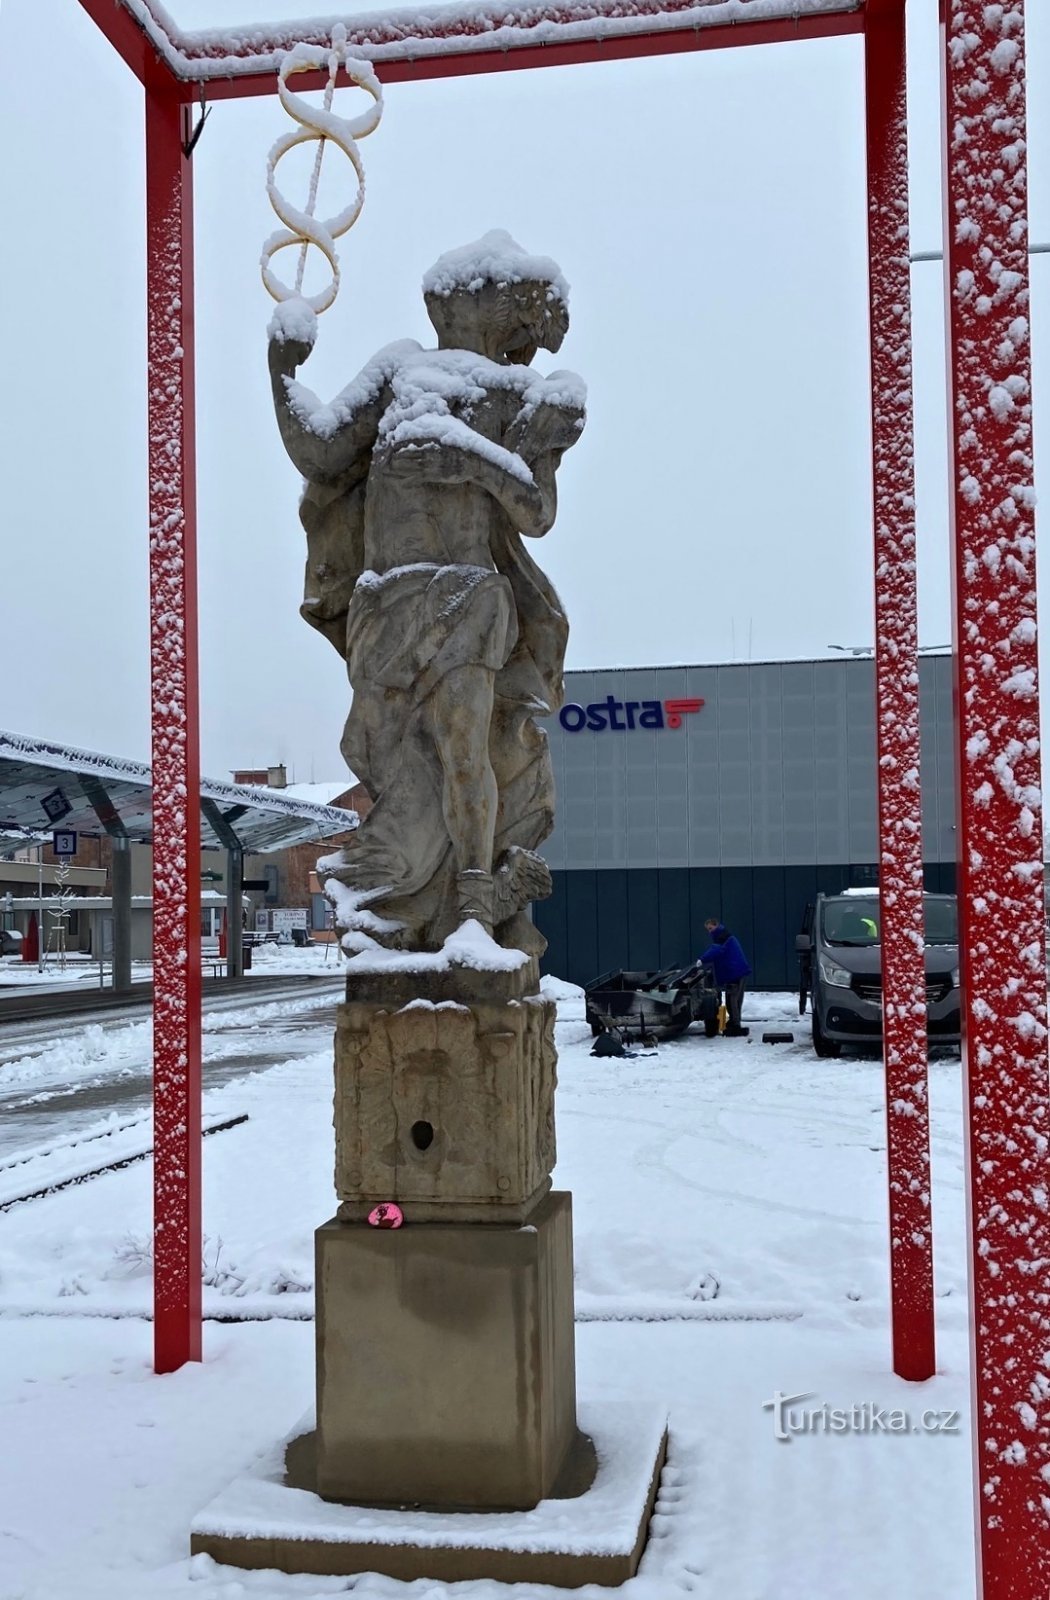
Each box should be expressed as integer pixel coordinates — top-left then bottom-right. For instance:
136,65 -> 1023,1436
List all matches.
428,665 -> 498,932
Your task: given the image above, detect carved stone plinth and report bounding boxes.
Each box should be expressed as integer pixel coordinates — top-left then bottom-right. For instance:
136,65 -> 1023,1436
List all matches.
334,969 -> 556,1224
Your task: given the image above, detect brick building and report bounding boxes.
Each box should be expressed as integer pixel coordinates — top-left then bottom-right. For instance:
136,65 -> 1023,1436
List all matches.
230,769 -> 371,933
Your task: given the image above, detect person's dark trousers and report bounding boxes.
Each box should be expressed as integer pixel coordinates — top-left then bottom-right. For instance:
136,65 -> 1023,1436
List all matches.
724,979 -> 747,1035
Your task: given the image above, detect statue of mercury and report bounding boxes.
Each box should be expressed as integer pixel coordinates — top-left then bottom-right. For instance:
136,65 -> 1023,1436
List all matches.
268,231 -> 586,957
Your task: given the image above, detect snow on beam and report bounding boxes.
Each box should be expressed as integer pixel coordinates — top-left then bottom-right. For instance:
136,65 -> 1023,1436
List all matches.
82,0 -> 865,99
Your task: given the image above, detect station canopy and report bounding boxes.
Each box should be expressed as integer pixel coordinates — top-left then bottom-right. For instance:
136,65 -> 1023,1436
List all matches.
0,731 -> 357,854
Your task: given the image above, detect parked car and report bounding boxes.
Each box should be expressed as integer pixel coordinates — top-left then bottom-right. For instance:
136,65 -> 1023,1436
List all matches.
796,891 -> 960,1057
584,961 -> 721,1042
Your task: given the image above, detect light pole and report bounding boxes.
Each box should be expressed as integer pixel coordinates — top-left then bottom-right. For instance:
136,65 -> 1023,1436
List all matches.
36,844 -> 44,974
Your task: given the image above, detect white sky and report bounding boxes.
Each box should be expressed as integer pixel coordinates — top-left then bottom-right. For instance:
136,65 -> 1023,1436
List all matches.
0,1 -> 1047,781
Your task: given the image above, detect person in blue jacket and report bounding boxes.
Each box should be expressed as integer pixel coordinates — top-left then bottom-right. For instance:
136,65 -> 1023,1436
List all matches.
701,918 -> 752,1037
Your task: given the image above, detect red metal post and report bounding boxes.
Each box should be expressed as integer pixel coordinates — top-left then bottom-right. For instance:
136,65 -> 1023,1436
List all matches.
864,0 -> 936,1383
146,87 -> 202,1373
941,2 -> 1050,1592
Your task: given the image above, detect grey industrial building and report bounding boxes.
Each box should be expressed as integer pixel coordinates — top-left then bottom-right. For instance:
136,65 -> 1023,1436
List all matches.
535,653 -> 956,990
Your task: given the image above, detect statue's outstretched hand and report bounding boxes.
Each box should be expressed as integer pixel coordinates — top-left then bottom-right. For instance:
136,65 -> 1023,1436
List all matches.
268,300 -> 319,378
268,332 -> 313,376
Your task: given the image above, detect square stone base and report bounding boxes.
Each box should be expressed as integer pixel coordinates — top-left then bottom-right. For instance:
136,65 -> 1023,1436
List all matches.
306,1191 -> 577,1510
191,1400 -> 668,1588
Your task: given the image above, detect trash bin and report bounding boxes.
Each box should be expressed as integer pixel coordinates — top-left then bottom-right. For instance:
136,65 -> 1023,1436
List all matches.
291,927 -> 309,948
241,941 -> 252,971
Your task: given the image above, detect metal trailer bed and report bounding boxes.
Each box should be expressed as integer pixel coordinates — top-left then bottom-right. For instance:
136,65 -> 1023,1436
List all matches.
584,960 -> 721,1042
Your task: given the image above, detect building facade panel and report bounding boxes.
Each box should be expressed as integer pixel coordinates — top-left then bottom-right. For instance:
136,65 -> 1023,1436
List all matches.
536,655 -> 956,988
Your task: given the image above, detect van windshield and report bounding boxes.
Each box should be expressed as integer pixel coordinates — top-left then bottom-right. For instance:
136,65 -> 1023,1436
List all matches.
822,898 -> 881,946
820,896 -> 958,947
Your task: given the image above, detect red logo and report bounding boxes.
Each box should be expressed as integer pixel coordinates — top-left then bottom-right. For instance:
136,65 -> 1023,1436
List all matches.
664,698 -> 705,729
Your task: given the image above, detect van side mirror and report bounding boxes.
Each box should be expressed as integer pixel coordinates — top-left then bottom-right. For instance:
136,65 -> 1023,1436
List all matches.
795,933 -> 812,953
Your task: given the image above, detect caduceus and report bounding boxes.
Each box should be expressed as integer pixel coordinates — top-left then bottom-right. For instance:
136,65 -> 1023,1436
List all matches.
261,23 -> 383,315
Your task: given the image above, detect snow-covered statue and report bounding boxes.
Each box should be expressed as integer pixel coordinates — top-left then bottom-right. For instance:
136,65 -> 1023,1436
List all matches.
268,232 -> 586,957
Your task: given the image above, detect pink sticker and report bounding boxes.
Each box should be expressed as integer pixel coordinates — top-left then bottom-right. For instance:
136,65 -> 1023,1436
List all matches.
367,1202 -> 404,1229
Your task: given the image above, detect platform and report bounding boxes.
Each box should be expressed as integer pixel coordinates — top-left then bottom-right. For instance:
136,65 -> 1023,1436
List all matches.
191,1399 -> 668,1588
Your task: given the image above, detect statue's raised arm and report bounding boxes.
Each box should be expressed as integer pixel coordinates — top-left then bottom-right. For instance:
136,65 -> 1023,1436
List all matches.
269,300 -> 421,655
268,299 -> 416,485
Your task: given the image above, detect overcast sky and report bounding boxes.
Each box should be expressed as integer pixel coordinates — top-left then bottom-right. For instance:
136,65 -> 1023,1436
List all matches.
0,0 -> 1047,782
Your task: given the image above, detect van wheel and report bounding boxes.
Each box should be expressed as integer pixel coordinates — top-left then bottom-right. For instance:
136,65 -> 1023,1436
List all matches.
812,1012 -> 841,1058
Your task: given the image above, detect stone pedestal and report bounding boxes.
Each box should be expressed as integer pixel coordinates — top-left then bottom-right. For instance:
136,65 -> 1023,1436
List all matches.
291,1191 -> 579,1510
191,963 -> 666,1583
291,966 -> 578,1511
333,965 -> 557,1224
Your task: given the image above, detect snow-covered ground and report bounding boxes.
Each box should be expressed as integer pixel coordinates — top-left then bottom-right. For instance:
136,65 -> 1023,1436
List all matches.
0,981 -> 343,1161
0,941 -> 343,991
0,983 -> 976,1597
0,955 -> 151,989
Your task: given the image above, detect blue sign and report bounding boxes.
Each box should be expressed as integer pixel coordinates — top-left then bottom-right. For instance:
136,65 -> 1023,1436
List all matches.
41,786 -> 73,824
559,696 -> 705,733
52,829 -> 77,858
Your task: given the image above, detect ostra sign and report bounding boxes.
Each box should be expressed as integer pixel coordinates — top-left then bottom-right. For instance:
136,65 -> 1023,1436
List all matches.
558,696 -> 705,733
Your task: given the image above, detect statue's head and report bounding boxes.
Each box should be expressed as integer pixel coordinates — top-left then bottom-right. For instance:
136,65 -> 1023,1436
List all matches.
423,230 -> 569,365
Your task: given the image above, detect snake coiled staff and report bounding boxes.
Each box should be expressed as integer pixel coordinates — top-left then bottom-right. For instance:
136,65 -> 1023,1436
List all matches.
261,23 -> 383,316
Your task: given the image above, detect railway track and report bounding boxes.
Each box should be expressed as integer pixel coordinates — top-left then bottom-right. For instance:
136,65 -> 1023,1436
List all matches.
0,972 -> 341,1028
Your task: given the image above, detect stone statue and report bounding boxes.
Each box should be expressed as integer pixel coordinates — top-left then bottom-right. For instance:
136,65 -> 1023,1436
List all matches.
269,231 -> 585,957
192,237 -> 664,1564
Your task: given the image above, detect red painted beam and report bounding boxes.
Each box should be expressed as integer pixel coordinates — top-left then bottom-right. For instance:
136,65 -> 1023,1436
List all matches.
145,90 -> 203,1374
941,1 -> 1050,1593
78,2 -> 865,102
193,12 -> 865,101
76,0 -> 177,94
864,0 -> 935,1382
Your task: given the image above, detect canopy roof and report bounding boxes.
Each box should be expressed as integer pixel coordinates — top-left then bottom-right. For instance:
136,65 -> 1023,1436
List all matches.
0,731 -> 357,855
80,0 -> 865,97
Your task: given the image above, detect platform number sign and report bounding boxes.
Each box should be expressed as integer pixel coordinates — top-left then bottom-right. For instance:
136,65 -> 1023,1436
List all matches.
52,830 -> 77,858
40,787 -> 73,825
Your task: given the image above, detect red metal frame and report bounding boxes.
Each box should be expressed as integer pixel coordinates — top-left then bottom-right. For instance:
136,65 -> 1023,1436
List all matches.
155,15 -> 866,99
79,0 -> 865,101
145,85 -> 202,1374
864,0 -> 935,1384
76,0 -> 881,1387
941,3 -> 1050,1594
74,1 -> 1050,1588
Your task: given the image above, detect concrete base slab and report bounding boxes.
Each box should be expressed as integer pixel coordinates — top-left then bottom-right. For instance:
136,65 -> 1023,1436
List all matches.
191,1400 -> 668,1588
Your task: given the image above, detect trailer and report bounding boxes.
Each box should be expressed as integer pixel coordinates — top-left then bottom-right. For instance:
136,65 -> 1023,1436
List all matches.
584,960 -> 721,1043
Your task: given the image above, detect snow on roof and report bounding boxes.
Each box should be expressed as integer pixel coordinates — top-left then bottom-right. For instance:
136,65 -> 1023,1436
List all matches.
283,779 -> 358,806
115,0 -> 864,81
423,231 -> 568,305
0,730 -> 358,852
